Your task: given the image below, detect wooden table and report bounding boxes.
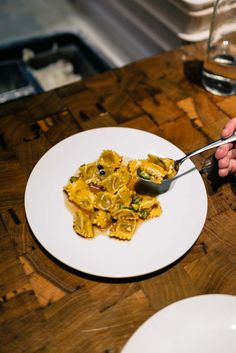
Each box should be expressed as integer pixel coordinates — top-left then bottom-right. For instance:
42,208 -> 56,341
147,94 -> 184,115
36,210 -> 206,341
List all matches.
1,41 -> 236,353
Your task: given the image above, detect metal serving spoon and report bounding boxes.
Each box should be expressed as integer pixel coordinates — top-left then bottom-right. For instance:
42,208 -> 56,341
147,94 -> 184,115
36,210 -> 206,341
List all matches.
135,132 -> 236,195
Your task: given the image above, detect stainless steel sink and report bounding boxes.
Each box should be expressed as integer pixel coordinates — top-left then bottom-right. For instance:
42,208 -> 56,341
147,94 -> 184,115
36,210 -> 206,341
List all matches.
0,33 -> 110,103
0,0 -> 112,103
0,0 -> 183,103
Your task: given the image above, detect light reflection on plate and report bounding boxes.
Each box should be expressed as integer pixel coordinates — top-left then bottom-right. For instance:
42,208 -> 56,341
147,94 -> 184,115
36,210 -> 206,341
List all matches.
24,127 -> 208,278
121,294 -> 236,353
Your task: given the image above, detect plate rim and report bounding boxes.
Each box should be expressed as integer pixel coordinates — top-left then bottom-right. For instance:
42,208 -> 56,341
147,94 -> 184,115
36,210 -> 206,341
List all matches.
24,127 -> 208,278
121,293 -> 236,352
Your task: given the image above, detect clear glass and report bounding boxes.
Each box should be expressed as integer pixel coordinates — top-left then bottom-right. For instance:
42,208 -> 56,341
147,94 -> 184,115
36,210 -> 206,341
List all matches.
202,0 -> 236,96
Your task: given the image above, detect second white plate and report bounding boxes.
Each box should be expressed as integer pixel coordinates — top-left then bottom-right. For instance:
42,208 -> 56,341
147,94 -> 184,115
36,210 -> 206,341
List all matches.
122,294 -> 236,353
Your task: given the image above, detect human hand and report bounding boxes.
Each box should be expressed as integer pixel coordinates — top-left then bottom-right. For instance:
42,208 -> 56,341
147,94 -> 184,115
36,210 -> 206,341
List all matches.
215,118 -> 236,177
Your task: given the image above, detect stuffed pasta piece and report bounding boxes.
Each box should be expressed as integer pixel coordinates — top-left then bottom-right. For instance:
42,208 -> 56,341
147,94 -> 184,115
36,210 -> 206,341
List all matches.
64,150 -> 163,241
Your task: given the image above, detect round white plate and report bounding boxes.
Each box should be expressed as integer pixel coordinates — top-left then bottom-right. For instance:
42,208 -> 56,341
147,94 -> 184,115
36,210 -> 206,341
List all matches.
121,294 -> 236,353
24,127 -> 208,278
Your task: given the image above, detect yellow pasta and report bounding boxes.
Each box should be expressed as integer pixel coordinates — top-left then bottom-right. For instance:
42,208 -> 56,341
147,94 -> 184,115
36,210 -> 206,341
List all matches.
64,150 -> 175,241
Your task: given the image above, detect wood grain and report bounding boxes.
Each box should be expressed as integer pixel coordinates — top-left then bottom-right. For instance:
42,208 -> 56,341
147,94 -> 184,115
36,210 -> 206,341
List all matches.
0,41 -> 235,353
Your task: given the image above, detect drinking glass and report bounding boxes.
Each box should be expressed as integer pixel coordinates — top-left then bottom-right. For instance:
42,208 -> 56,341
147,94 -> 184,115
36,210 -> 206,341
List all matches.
202,0 -> 236,96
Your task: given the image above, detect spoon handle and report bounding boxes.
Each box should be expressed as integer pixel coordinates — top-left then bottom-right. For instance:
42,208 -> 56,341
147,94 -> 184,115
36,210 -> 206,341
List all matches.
185,132 -> 236,160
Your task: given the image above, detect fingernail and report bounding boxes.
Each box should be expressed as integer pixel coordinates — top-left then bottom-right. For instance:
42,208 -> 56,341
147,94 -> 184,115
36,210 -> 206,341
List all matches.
222,128 -> 230,138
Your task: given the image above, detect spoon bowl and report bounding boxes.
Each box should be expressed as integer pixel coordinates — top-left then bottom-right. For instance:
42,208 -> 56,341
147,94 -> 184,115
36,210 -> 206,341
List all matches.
136,132 -> 236,195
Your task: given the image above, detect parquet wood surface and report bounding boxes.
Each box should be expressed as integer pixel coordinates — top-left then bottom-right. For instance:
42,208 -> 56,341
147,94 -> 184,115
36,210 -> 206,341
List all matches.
0,41 -> 235,353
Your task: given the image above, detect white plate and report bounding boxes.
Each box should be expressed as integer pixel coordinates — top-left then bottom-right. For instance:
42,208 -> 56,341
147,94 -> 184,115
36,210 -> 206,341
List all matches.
121,294 -> 236,353
24,127 -> 207,278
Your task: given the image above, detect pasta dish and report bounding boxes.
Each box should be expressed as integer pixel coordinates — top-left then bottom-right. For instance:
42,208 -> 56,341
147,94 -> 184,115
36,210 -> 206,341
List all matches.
64,150 -> 176,240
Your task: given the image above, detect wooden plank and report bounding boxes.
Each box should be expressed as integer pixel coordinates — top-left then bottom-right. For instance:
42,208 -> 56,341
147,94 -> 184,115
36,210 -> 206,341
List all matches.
0,40 -> 235,353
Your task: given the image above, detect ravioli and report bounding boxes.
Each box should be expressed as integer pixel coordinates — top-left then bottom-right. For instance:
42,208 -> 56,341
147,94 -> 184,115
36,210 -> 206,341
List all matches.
134,154 -> 177,183
64,150 -> 170,241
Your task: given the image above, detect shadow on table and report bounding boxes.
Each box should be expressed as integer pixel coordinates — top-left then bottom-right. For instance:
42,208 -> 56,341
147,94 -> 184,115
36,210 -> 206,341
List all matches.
183,59 -> 204,88
200,154 -> 236,194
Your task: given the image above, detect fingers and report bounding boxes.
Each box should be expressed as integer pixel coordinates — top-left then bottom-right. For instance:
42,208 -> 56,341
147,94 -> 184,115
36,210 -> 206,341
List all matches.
218,155 -> 230,169
216,118 -> 236,177
217,151 -> 236,177
217,154 -> 231,177
218,168 -> 230,177
221,117 -> 236,138
215,144 -> 230,160
230,148 -> 236,159
215,144 -> 236,177
220,159 -> 236,177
